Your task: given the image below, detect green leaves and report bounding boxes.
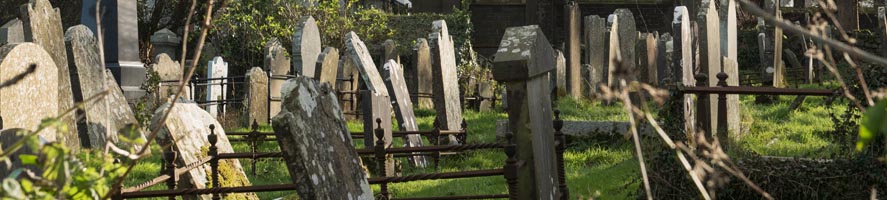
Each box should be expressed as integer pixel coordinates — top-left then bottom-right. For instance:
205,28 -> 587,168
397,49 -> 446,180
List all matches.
858,99 -> 887,151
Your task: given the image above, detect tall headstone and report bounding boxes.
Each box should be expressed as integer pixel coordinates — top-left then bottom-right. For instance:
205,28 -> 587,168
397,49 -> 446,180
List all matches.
0,43 -> 59,145
723,57 -> 740,137
614,9 -> 637,80
637,33 -> 649,83
150,28 -> 180,60
361,90 -> 395,176
607,14 -> 621,88
657,33 -> 673,84
264,38 -> 290,119
151,101 -> 259,200
206,56 -> 228,117
772,0 -> 785,88
381,60 -> 427,167
565,1 -> 582,98
757,19 -> 775,83
585,15 -> 607,97
272,77 -> 373,199
20,0 -> 79,149
429,20 -> 463,143
646,33 -> 659,86
674,6 -> 696,136
66,25 -> 145,150
151,54 -> 182,100
345,32 -> 389,97
81,0 -> 146,100
492,25 -> 560,200
292,16 -> 321,78
552,50 -> 567,97
699,0 -> 722,136
337,55 -> 360,121
0,19 -> 23,44
414,38 -> 434,109
246,67 -> 269,125
315,47 -> 339,87
720,0 -> 738,63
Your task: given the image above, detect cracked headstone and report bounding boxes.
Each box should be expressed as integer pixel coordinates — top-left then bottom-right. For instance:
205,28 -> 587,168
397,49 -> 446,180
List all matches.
264,38 -> 291,118
429,20 -> 463,144
315,47 -> 339,87
206,56 -> 228,117
0,43 -> 59,144
246,67 -> 269,125
292,16 -> 321,78
381,60 -> 427,167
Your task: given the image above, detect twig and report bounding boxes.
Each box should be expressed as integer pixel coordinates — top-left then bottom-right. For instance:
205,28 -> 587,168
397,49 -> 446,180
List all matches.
619,80 -> 652,200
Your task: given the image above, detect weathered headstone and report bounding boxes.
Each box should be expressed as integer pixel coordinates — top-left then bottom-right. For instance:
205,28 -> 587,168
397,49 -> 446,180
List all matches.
429,20 -> 463,143
565,1 -> 582,98
413,38 -> 434,109
66,25 -> 146,150
381,60 -> 427,167
81,0 -> 146,100
206,56 -> 228,117
607,14 -> 621,87
699,0 -> 722,136
150,28 -> 180,60
657,33 -> 673,84
478,81 -> 494,112
614,9 -> 637,80
272,77 -> 373,199
585,15 -> 607,97
315,47 -> 339,87
246,67 -> 269,125
723,57 -> 740,137
757,19 -> 775,84
345,32 -> 389,97
552,49 -> 566,97
292,16 -> 321,78
674,6 -> 696,136
646,33 -> 659,86
492,25 -> 559,200
721,0 -> 738,63
20,0 -> 79,150
637,33 -> 649,83
0,43 -> 59,144
151,54 -> 182,100
264,38 -> 291,119
151,101 -> 259,200
772,0 -> 785,88
0,19 -> 23,44
337,55 -> 360,121
383,39 -> 401,66
361,90 -> 395,176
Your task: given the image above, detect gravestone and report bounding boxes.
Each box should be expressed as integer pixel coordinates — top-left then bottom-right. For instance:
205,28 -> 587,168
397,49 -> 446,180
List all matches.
429,20 -> 463,143
151,101 -> 259,200
20,0 -> 79,150
552,50 -> 566,97
657,33 -> 672,84
614,9 -> 637,80
723,57 -> 740,137
151,54 -> 182,100
698,0 -> 722,136
246,67 -> 269,125
206,56 -> 228,117
646,33 -> 658,86
674,6 -> 696,136
492,25 -> 559,200
381,60 -> 427,167
607,14 -> 621,87
478,81 -> 494,112
772,0 -> 785,88
361,90 -> 395,176
272,77 -> 373,199
0,43 -> 59,145
292,16 -> 321,78
66,25 -> 145,150
150,28 -> 180,60
721,0 -> 738,63
383,39 -> 401,66
637,33 -> 649,84
264,38 -> 290,119
414,38 -> 434,109
315,47 -> 339,87
337,55 -> 360,121
565,1 -> 582,98
1,19 -> 23,44
757,19 -> 775,84
81,0 -> 146,100
585,15 -> 607,97
345,32 -> 389,97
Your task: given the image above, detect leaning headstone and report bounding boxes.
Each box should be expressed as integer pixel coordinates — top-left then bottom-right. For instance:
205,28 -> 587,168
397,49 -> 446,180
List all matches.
315,47 -> 339,87
381,60 -> 427,167
429,20 -> 463,143
264,38 -> 291,119
246,67 -> 269,125
151,54 -> 182,100
674,6 -> 696,136
361,90 -> 395,176
272,77 -> 373,199
565,1 -> 582,98
66,25 -> 146,150
552,50 -> 567,97
585,15 -> 607,96
0,19 -> 23,44
0,43 -> 59,144
20,0 -> 79,150
723,57 -> 740,137
698,0 -> 722,135
337,55 -> 360,121
292,16 -> 321,78
414,38 -> 434,109
345,32 -> 389,97
81,0 -> 146,100
151,101 -> 259,200
614,9 -> 637,80
150,28 -> 180,60
206,56 -> 228,117
492,25 -> 559,200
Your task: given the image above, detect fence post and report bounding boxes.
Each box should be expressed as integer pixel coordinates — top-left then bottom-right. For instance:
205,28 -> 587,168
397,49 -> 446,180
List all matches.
432,117 -> 441,171
503,132 -> 519,200
249,120 -> 260,175
208,124 -> 221,200
458,119 -> 468,144
374,118 -> 390,199
266,70 -> 273,124
164,145 -> 177,200
716,72 -> 729,149
553,110 -> 569,200
695,73 -> 711,138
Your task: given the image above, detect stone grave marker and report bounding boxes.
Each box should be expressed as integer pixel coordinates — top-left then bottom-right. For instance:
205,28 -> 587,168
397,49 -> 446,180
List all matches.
552,49 -> 566,97
246,67 -> 269,125
721,0 -> 738,63
151,101 -> 258,200
292,16 -> 321,78
429,20 -> 463,143
723,57 -> 740,137
414,38 -> 433,109
478,81 -> 494,112
492,25 -> 559,200
337,55 -> 360,121
272,77 -> 373,199
152,54 -> 182,100
264,38 -> 290,119
206,56 -> 228,117
615,9 -> 637,80
657,33 -> 672,84
150,28 -> 180,60
345,32 -> 389,97
637,33 -> 649,84
699,0 -> 722,135
381,60 -> 427,167
565,1 -> 582,98
66,25 -> 146,150
1,19 -> 23,44
673,6 -> 696,136
361,90 -> 395,176
81,0 -> 146,100
20,0 -> 79,149
383,39 -> 401,66
315,47 -> 339,87
607,14 -> 621,88
757,19 -> 775,84
585,15 -> 607,97
646,33 -> 659,86
0,43 -> 59,144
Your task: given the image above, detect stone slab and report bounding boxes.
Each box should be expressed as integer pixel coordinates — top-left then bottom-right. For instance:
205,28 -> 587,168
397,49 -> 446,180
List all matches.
292,16 -> 321,78
429,20 -> 463,137
0,43 -> 59,144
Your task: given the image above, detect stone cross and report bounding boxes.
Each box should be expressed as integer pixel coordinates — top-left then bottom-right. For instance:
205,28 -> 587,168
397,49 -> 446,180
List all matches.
413,38 -> 434,109
585,15 -> 607,97
381,60 -> 427,167
272,77 -> 374,199
565,1 -> 582,99
246,67 -> 269,125
81,0 -> 146,100
206,56 -> 228,118
264,38 -> 290,119
0,19 -> 23,44
150,28 -> 180,60
429,20 -> 463,144
292,16 -> 321,78
315,47 -> 339,87
0,43 -> 59,146
492,25 -> 560,200
21,0 -> 80,149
